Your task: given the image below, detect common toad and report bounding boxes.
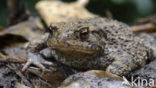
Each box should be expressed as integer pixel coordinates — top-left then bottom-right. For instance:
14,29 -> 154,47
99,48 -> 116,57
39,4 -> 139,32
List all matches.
22,17 -> 153,76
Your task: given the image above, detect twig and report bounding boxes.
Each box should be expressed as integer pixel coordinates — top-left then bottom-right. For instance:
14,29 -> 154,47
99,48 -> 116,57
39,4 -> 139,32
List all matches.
7,64 -> 33,88
0,53 -> 26,63
131,23 -> 156,33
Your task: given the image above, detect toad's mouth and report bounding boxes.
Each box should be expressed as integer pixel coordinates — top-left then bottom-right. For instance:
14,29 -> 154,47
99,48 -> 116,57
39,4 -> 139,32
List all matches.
47,39 -> 101,54
49,44 -> 101,54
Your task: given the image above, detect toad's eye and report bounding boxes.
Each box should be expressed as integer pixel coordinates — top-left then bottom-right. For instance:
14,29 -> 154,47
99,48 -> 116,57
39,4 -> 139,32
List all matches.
48,25 -> 58,36
79,27 -> 90,40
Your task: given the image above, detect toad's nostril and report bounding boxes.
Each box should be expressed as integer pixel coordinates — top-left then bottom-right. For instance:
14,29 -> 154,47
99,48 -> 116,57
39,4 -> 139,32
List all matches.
91,44 -> 99,49
63,34 -> 71,38
67,34 -> 71,38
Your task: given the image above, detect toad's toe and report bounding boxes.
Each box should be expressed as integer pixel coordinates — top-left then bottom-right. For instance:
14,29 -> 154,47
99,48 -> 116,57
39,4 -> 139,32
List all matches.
22,52 -> 54,72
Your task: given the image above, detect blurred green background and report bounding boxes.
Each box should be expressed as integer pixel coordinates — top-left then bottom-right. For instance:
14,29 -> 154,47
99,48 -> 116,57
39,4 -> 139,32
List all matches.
0,0 -> 156,27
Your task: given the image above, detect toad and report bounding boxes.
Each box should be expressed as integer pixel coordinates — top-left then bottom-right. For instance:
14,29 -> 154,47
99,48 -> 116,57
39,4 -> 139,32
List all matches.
22,17 -> 153,76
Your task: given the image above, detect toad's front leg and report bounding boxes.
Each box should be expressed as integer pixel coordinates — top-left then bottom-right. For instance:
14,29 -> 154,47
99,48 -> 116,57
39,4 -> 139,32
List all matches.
22,52 -> 54,72
22,33 -> 54,72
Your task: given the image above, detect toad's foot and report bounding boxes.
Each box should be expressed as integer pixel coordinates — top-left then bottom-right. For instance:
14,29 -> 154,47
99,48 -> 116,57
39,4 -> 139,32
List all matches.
22,52 -> 54,72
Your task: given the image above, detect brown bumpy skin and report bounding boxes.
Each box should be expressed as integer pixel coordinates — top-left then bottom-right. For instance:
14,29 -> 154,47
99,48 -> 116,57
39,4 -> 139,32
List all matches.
23,17 -> 153,76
